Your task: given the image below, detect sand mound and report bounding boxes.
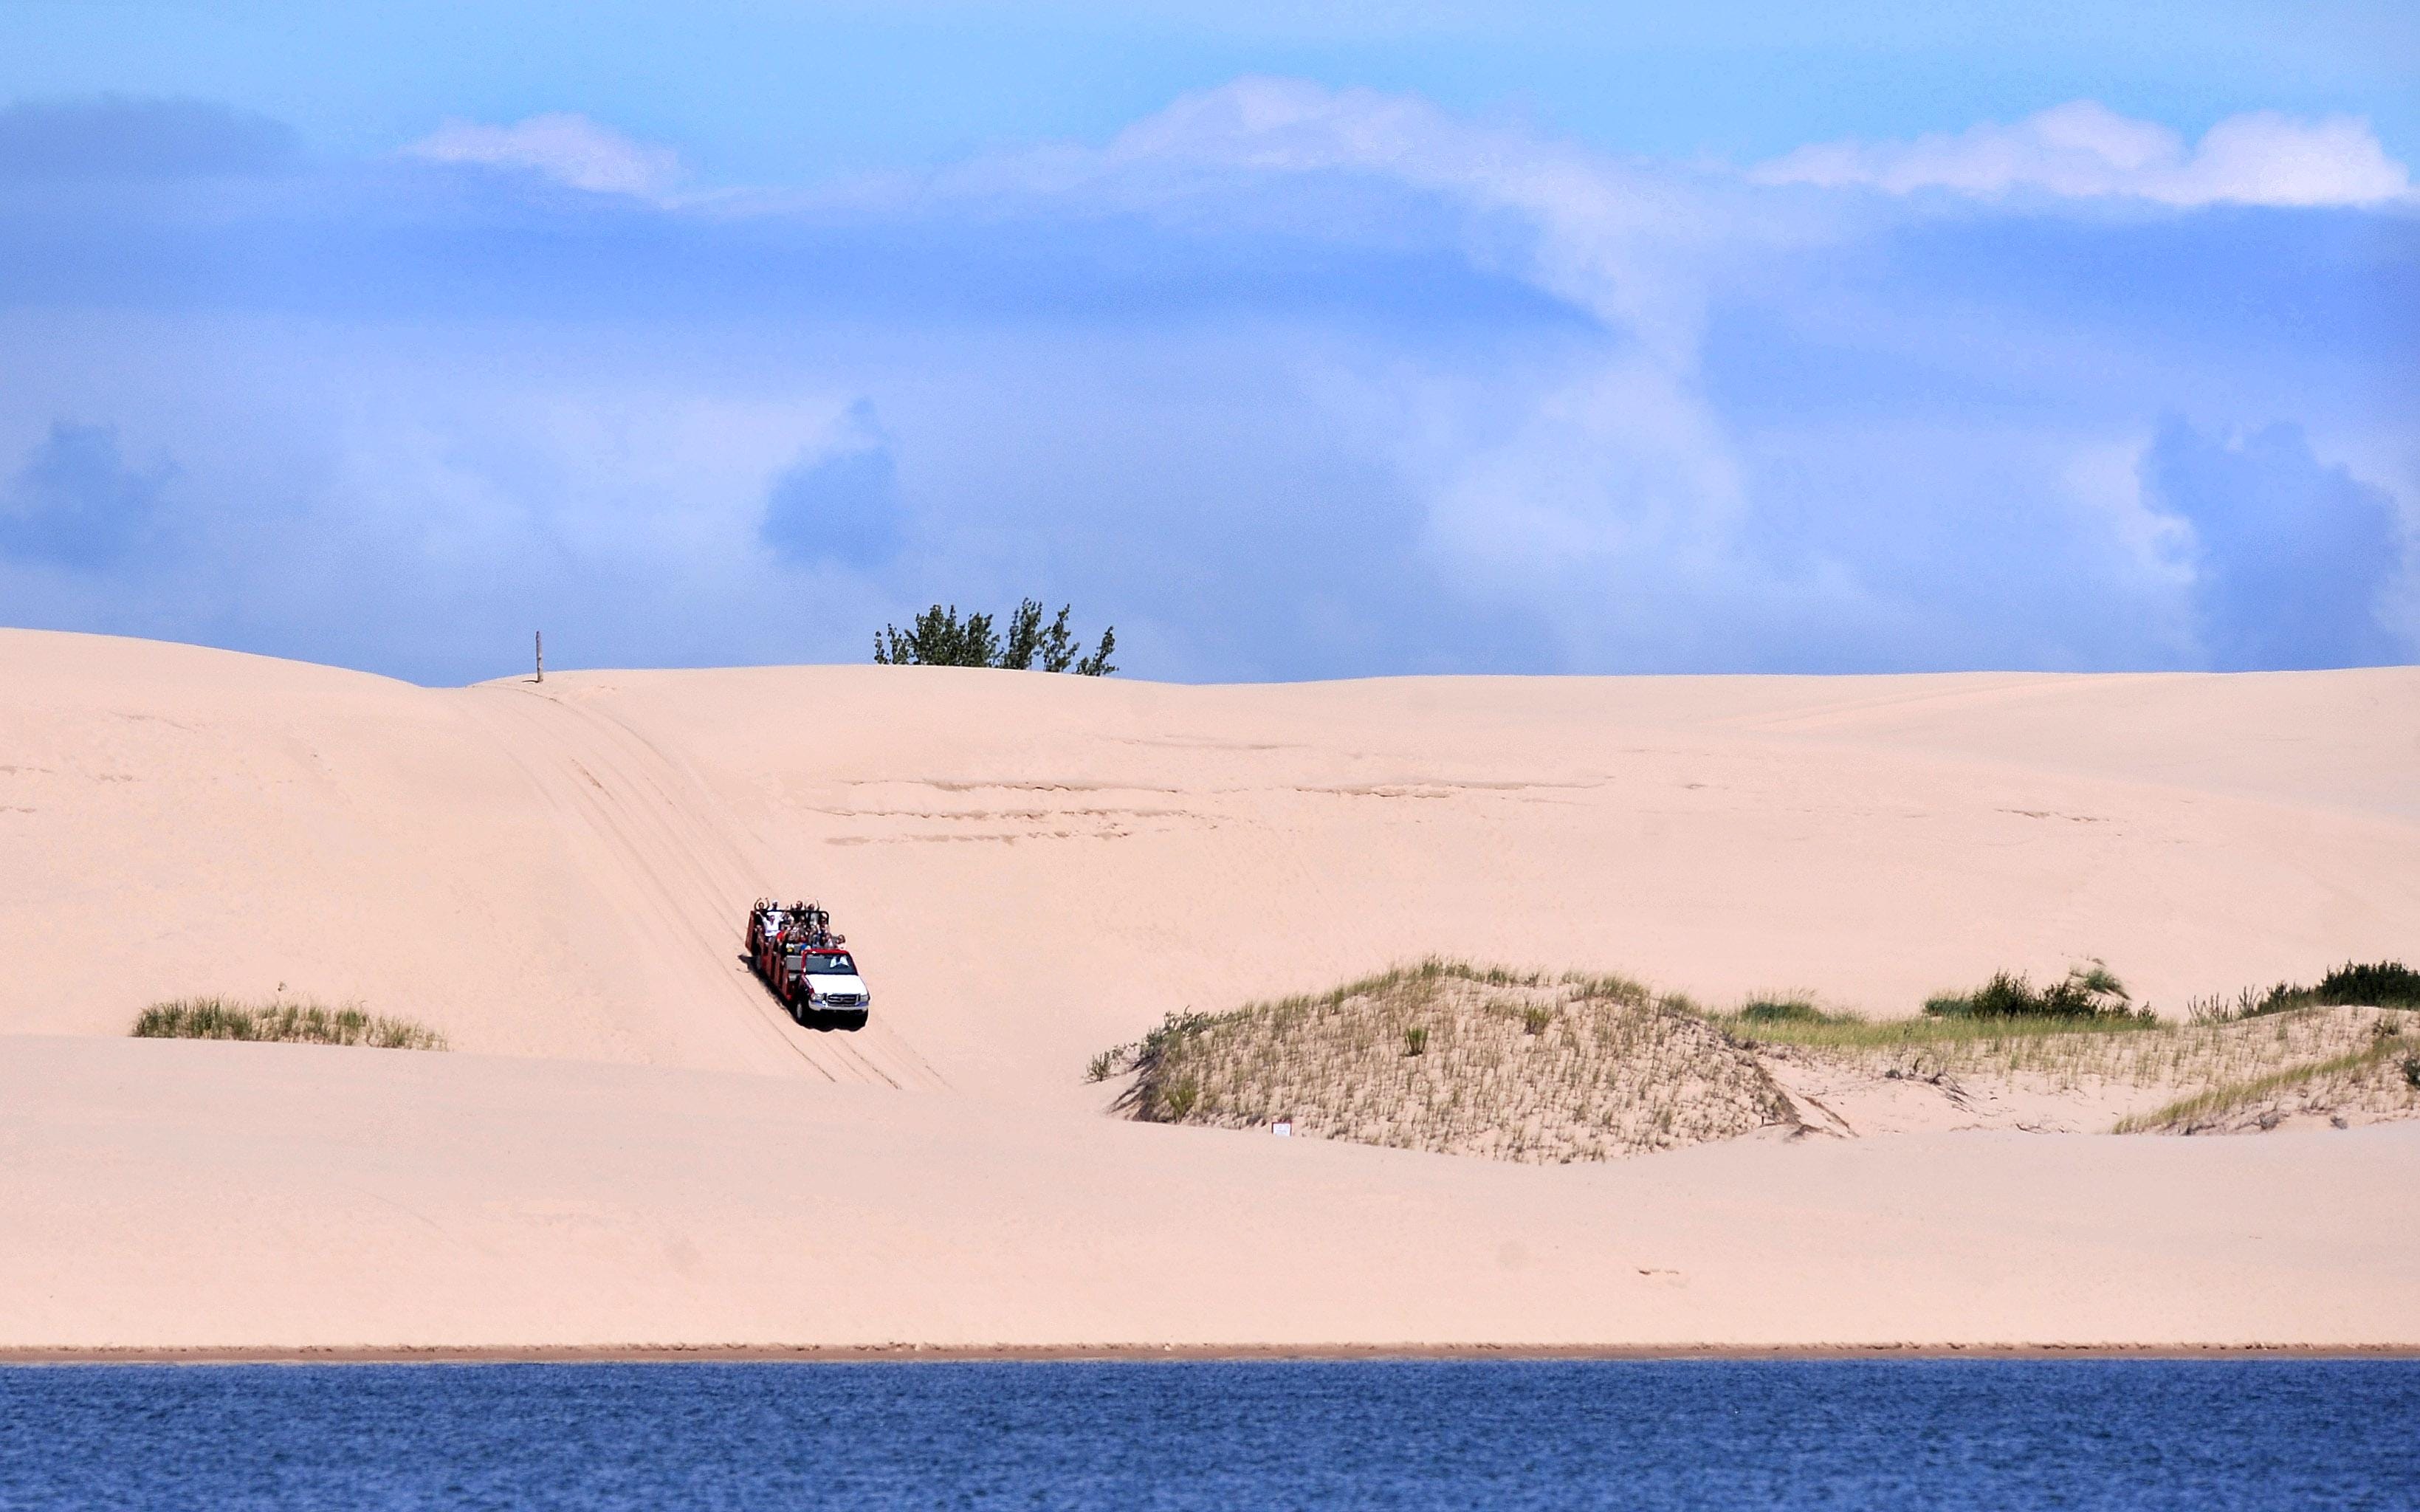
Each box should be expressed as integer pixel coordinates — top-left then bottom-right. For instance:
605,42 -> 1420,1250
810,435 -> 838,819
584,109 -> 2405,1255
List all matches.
2117,1014 -> 2420,1135
1113,961 -> 1792,1161
1108,966 -> 2420,1159
1744,1003 -> 2419,1138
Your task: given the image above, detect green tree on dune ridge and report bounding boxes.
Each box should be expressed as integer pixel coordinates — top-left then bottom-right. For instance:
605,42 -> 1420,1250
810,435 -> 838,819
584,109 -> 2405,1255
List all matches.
874,599 -> 1116,675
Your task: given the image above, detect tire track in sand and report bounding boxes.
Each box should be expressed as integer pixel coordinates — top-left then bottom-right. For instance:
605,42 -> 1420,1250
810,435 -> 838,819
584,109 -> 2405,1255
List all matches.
455,682 -> 946,1090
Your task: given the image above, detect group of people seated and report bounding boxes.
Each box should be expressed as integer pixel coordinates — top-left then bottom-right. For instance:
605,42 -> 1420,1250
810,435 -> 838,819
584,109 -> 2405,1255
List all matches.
751,898 -> 839,958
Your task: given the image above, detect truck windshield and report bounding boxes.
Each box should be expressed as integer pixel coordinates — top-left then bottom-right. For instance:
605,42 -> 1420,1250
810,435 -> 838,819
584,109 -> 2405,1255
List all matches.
802,953 -> 856,975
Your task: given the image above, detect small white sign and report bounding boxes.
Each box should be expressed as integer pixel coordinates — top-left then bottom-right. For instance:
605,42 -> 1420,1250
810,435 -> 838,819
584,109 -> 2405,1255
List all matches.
1272,1118 -> 1293,1137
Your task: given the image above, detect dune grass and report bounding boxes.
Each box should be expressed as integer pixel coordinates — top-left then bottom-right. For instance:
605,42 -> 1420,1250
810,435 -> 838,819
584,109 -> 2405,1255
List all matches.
1101,958 -> 1791,1163
1720,958 -> 2420,1104
1722,962 -> 2156,1054
1741,999 -> 2414,1127
2114,1035 -> 2414,1133
133,996 -> 447,1051
1093,956 -> 2420,1159
1716,1008 -> 2157,1051
1739,999 -> 2401,1093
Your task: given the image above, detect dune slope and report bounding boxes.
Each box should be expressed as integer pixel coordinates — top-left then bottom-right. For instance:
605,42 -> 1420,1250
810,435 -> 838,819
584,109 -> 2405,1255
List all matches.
6,630 -> 2416,1105
4,630 -> 2417,1350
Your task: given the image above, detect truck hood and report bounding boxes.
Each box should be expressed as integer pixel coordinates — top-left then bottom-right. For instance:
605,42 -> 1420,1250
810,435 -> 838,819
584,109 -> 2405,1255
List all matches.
800,974 -> 869,1000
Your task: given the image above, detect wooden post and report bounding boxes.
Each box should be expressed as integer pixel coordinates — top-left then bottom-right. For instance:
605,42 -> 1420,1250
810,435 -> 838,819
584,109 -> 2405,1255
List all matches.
535,630 -> 543,684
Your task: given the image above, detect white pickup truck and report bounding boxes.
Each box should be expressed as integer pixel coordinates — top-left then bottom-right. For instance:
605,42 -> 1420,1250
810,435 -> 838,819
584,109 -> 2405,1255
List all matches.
779,945 -> 871,1031
746,900 -> 871,1031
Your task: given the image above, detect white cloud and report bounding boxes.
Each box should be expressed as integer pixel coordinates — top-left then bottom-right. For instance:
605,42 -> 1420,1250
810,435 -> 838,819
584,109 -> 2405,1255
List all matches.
404,113 -> 679,196
1087,77 -> 1718,362
13,79 -> 2402,680
1755,100 -> 2411,207
975,78 -> 1761,605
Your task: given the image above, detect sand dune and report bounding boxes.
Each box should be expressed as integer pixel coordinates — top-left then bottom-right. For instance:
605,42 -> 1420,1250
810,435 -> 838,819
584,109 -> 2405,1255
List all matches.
8,630 -> 2416,1099
7,1037 -> 2416,1352
2,628 -> 2416,1350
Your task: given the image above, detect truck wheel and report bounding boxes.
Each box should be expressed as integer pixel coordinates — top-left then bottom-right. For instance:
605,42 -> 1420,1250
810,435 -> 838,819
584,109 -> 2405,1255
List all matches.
845,1011 -> 868,1032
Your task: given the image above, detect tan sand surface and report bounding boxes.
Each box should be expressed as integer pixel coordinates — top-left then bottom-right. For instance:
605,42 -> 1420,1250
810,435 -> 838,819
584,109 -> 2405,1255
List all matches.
4,1037 -> 2416,1352
3,628 -> 2417,1348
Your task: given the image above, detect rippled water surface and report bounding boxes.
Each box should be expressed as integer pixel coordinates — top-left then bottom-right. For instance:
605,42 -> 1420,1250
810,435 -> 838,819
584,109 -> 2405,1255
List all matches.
3,1358 -> 2414,1509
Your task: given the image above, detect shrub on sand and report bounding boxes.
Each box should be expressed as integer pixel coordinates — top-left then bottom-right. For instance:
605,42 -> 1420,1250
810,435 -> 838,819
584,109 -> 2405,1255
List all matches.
1736,997 -> 1841,1025
1925,961 -> 2148,1023
2186,961 -> 2420,1023
2308,961 -> 2420,1009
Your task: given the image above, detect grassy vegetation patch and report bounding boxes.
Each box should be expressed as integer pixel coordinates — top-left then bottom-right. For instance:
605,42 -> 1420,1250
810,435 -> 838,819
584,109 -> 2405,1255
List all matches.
1092,956 -> 2420,1158
1099,958 -> 1792,1163
1717,1008 -> 2156,1052
1744,998 -> 2404,1101
133,997 -> 447,1051
2114,1031 -> 2416,1134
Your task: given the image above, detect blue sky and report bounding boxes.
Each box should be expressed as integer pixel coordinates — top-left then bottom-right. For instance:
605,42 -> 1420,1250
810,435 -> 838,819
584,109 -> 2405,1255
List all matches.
0,1 -> 2413,681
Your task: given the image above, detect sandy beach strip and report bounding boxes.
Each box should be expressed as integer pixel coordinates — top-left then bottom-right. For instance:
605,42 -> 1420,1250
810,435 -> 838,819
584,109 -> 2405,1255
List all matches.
5,1038 -> 2415,1355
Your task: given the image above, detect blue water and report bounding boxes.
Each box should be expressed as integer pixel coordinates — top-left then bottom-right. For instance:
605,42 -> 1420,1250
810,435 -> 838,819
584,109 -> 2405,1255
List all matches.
1,1360 -> 2413,1509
